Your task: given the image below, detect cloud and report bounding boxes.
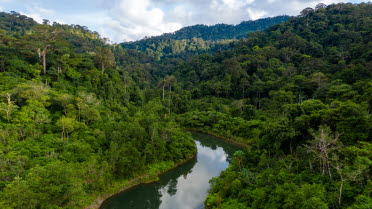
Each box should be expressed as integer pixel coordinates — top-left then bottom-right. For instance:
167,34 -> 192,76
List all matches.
100,0 -> 183,42
20,4 -> 56,23
0,0 -> 365,42
247,7 -> 267,20
158,141 -> 230,209
222,0 -> 254,10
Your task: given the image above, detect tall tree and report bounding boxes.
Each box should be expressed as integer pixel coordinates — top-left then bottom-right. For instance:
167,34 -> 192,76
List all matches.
25,25 -> 65,74
95,47 -> 115,74
159,75 -> 170,101
240,78 -> 250,99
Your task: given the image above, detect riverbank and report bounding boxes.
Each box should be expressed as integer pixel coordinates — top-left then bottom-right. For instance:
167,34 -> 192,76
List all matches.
84,154 -> 196,209
85,130 -> 246,209
186,128 -> 251,149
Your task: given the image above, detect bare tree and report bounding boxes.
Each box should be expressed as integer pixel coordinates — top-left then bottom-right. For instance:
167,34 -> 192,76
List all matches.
305,126 -> 342,177
0,93 -> 17,122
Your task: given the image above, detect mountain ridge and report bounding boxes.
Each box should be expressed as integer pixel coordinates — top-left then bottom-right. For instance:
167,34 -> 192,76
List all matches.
126,15 -> 291,42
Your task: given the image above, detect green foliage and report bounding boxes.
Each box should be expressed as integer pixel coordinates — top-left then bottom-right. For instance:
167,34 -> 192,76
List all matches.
121,16 -> 290,60
0,11 -> 197,208
195,3 -> 371,208
0,2 -> 371,208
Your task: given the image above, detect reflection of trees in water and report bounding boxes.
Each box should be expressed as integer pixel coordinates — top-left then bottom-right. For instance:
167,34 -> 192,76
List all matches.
101,133 -> 240,209
192,132 -> 241,163
100,183 -> 163,209
166,179 -> 177,196
101,157 -> 197,209
159,157 -> 197,197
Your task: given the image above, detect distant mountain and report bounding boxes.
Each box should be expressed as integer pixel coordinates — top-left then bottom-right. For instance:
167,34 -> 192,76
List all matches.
121,16 -> 290,59
158,16 -> 291,41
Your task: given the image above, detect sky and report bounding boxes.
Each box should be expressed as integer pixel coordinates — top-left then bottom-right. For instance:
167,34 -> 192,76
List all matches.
0,0 -> 365,43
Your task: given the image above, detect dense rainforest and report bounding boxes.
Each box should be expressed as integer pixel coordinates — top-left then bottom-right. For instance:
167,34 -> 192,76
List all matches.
121,16 -> 290,60
0,11 -> 198,209
0,2 -> 371,209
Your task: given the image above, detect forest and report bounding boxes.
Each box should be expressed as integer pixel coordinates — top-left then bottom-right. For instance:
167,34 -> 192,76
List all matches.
0,2 -> 371,209
121,15 -> 289,60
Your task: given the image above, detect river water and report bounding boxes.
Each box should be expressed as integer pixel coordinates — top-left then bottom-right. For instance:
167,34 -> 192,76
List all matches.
100,132 -> 241,209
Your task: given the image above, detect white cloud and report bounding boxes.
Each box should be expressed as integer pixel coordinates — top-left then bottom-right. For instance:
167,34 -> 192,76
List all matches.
0,0 -> 364,42
103,0 -> 182,42
171,5 -> 192,20
222,0 -> 255,9
247,7 -> 267,20
158,141 -> 230,209
0,6 -> 3,11
21,5 -> 56,23
75,0 -> 357,42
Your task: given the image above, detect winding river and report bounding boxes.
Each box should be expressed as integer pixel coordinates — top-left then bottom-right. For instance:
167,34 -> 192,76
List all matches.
100,132 -> 241,209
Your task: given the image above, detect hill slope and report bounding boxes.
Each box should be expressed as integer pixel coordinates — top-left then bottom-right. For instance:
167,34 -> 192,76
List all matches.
0,2 -> 371,209
0,11 -> 196,209
121,16 -> 290,59
144,16 -> 290,41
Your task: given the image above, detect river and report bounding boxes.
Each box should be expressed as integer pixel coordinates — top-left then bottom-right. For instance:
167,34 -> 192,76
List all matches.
100,132 -> 241,209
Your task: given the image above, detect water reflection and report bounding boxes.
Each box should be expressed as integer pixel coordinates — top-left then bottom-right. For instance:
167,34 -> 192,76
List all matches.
100,132 -> 240,209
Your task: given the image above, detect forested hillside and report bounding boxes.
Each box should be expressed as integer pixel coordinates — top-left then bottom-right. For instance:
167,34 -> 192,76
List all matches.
121,16 -> 290,60
0,2 -> 371,209
155,16 -> 290,41
0,11 -> 196,209
185,3 -> 370,208
0,11 -> 37,33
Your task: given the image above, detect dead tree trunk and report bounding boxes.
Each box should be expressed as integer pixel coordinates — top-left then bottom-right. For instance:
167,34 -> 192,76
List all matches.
6,93 -> 11,105
101,63 -> 105,74
41,46 -> 49,75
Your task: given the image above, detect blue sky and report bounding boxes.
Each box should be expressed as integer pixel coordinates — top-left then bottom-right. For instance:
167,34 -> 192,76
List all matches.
0,0 -> 365,42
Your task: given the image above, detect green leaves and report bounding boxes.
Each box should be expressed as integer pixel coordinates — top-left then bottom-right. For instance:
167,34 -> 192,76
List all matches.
56,116 -> 78,140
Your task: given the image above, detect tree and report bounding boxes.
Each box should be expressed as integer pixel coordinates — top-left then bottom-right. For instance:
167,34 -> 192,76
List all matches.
305,126 -> 341,177
270,90 -> 295,110
300,7 -> 314,17
0,93 -> 18,122
167,75 -> 177,94
26,25 -> 65,74
308,72 -> 328,89
300,7 -> 315,27
233,150 -> 245,171
315,3 -> 327,11
55,93 -> 74,116
224,58 -> 246,82
159,75 -> 169,101
95,47 -> 115,74
158,75 -> 177,101
166,75 -> 177,113
56,116 -> 77,141
240,78 -> 250,99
